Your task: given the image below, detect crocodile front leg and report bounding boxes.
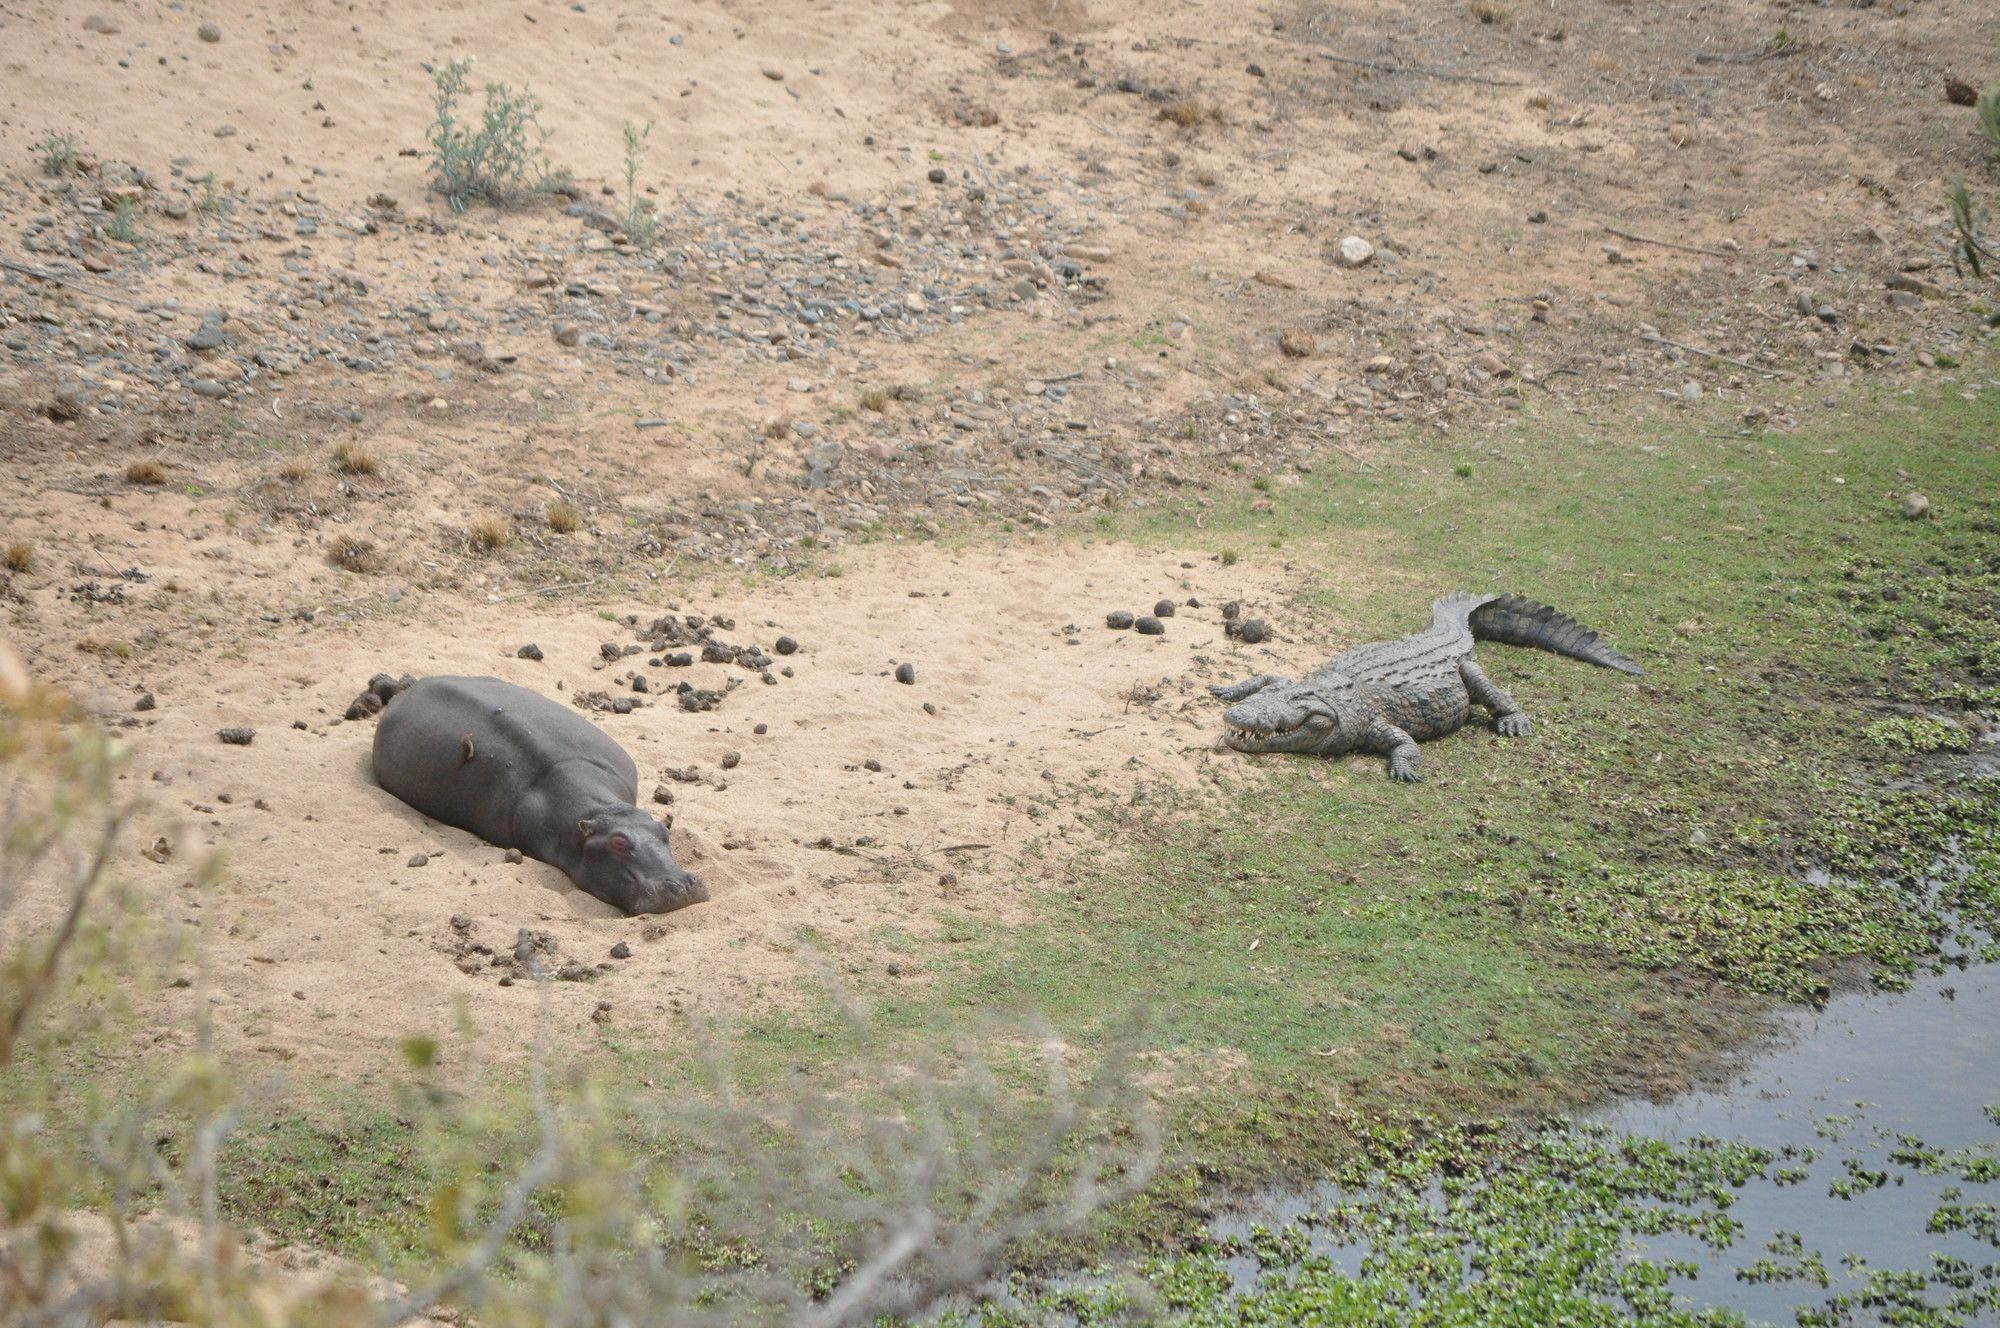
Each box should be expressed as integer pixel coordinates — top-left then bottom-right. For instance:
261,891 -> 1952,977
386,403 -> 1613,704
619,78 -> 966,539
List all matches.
1364,718 -> 1424,782
1209,674 -> 1290,703
1460,658 -> 1533,737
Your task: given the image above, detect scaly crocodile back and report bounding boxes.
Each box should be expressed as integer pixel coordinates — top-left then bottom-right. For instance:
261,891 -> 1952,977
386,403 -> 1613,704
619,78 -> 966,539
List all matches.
1468,593 -> 1644,675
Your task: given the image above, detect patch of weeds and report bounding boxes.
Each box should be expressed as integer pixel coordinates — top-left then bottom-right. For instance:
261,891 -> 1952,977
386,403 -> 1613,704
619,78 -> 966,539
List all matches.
1218,549 -> 1238,566
124,460 -> 166,486
469,514 -> 510,552
33,130 -> 79,177
327,535 -> 384,574
331,443 -> 379,476
1469,0 -> 1511,25
1862,715 -> 1974,755
4,542 -> 32,573
196,171 -> 222,213
424,56 -> 568,212
1454,462 -> 1474,478
105,197 -> 140,243
860,388 -> 891,413
546,501 -> 583,534
1158,100 -> 1222,130
621,119 -> 657,248
275,458 -> 312,483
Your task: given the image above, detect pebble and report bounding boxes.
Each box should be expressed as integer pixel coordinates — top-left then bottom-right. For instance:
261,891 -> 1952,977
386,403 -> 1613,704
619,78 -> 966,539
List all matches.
217,727 -> 255,745
1106,609 -> 1135,630
407,853 -> 428,868
1233,619 -> 1270,644
1903,493 -> 1932,520
1153,599 -> 1177,618
1134,616 -> 1165,636
721,750 -> 741,769
517,643 -> 545,660
504,848 -> 525,863
894,662 -> 917,685
927,167 -> 947,184
610,941 -> 631,959
774,635 -> 799,655
197,21 -> 223,41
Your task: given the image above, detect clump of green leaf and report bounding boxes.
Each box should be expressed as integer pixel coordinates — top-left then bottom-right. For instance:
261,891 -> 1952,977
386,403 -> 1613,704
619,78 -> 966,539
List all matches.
1863,715 -> 1974,755
424,57 -> 569,211
621,119 -> 658,248
196,170 -> 222,213
1951,177 -> 1996,278
1980,85 -> 2000,154
105,196 -> 140,243
33,130 -> 79,177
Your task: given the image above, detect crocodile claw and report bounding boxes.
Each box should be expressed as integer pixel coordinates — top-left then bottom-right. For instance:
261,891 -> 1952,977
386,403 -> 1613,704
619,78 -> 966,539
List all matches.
1388,766 -> 1421,783
1496,714 -> 1534,738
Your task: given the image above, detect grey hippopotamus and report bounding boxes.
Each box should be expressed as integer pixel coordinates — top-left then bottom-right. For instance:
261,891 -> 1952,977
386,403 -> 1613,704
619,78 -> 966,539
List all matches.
372,675 -> 707,915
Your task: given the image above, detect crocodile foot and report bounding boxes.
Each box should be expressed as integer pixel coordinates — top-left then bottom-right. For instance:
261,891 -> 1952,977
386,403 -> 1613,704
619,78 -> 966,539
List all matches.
1495,714 -> 1534,738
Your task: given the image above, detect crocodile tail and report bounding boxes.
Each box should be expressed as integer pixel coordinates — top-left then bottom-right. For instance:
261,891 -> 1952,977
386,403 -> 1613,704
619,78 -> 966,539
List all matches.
1469,594 -> 1644,675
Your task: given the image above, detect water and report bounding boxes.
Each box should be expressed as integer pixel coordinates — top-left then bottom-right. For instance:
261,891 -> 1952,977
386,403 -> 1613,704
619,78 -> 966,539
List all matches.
1595,960 -> 2000,1325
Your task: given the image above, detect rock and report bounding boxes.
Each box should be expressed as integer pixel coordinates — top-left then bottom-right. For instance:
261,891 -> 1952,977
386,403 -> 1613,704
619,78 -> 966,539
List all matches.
927,167 -> 947,184
1334,236 -> 1374,268
1134,616 -> 1165,636
1816,305 -> 1838,325
1231,618 -> 1270,644
774,635 -> 799,655
761,65 -> 785,80
407,853 -> 429,868
217,727 -> 255,745
504,847 -> 525,863
609,941 -> 631,959
82,13 -> 121,33
1903,493 -> 1932,520
553,322 -> 581,348
47,385 -> 84,422
188,378 -> 228,399
1679,381 -> 1703,402
894,662 -> 917,685
135,692 -> 156,711
754,723 -> 769,735
1153,599 -> 1177,618
1946,77 -> 1979,107
186,313 -> 226,351
1886,290 -> 1922,312
197,21 -> 223,42
1106,609 -> 1135,630
721,750 -> 741,769
517,643 -> 544,661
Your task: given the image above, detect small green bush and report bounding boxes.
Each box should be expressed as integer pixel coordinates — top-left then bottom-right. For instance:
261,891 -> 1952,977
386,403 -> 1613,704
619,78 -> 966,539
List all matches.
622,119 -> 658,248
33,130 -> 79,177
425,57 -> 569,211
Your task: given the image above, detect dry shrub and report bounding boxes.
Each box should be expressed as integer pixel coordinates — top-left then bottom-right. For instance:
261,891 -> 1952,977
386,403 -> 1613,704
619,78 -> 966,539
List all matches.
276,458 -> 313,483
546,501 -> 583,534
469,514 -> 511,552
327,534 -> 384,573
1279,328 -> 1316,358
4,542 -> 32,573
1158,99 -> 1220,129
859,388 -> 891,413
1470,0 -> 1511,25
124,460 -> 166,486
332,443 -> 380,476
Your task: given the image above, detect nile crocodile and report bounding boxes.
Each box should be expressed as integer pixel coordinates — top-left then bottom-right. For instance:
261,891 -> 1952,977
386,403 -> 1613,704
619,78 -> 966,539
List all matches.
1210,593 -> 1641,781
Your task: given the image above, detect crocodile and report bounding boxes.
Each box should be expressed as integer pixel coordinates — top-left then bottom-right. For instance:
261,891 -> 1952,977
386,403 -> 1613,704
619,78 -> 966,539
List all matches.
1210,593 -> 1641,781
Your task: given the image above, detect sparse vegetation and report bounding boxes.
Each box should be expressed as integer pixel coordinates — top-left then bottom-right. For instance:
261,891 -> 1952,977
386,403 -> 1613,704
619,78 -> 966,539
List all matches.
1469,0 -> 1511,26
860,387 -> 891,412
4,541 -> 32,573
327,534 -> 384,572
1158,99 -> 1221,129
332,442 -> 380,476
276,458 -> 313,483
196,169 -> 221,213
33,130 -> 79,177
1977,83 -> 2000,152
105,196 -> 140,243
124,460 -> 166,485
621,119 -> 658,248
424,56 -> 568,212
469,513 -> 511,551
546,500 -> 583,534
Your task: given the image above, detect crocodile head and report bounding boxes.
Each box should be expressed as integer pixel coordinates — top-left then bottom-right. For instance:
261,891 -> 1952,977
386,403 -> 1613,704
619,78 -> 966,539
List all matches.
1222,674 -> 1358,756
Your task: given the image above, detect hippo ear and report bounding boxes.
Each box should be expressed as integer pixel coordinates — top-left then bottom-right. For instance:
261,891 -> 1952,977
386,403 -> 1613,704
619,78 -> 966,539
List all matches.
578,817 -> 604,840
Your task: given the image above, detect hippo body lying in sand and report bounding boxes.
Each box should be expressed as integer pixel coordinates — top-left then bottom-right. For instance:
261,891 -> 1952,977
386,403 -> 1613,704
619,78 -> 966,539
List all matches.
373,675 -> 707,915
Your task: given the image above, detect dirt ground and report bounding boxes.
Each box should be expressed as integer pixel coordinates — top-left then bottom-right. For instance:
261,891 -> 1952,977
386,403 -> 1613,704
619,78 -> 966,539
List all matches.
3,0 -> 1997,1070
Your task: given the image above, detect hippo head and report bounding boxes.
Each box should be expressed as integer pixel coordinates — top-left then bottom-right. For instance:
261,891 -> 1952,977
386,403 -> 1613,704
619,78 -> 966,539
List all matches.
1222,673 -> 1360,757
576,811 -> 708,915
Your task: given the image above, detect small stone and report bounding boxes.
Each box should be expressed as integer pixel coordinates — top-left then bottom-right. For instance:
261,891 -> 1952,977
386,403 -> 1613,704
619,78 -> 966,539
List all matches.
1233,618 -> 1270,644
197,21 -> 223,42
721,750 -> 741,770
894,662 -> 917,685
135,691 -> 156,711
610,941 -> 632,959
761,65 -> 785,80
1903,493 -> 1932,520
517,643 -> 544,660
217,727 -> 255,745
1334,236 -> 1374,268
553,322 -> 581,348
927,167 -> 947,184
653,785 -> 674,805
83,13 -> 121,33
774,635 -> 799,655
1816,305 -> 1838,325
1106,609 -> 1135,630
754,723 -> 768,735
1679,380 -> 1703,402
407,852 -> 429,868
1134,616 -> 1165,636
1153,599 -> 1177,618
504,847 -> 525,863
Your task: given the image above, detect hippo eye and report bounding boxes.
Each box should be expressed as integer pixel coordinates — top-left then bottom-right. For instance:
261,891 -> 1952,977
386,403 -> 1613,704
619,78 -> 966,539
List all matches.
607,833 -> 633,855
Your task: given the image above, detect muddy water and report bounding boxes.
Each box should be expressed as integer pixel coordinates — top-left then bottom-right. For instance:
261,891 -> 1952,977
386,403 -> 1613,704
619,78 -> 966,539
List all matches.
1595,959 -> 2000,1324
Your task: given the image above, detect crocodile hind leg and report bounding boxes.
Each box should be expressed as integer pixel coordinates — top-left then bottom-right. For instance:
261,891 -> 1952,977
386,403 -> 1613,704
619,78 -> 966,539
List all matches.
1209,674 -> 1289,703
1460,658 -> 1533,737
1364,719 -> 1424,783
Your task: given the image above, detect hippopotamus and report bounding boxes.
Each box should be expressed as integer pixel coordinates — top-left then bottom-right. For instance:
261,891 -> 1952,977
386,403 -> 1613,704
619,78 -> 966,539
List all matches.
372,675 -> 707,915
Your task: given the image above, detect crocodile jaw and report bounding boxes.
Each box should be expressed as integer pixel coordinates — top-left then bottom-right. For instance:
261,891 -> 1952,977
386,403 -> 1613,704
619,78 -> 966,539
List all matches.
1222,702 -> 1332,754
